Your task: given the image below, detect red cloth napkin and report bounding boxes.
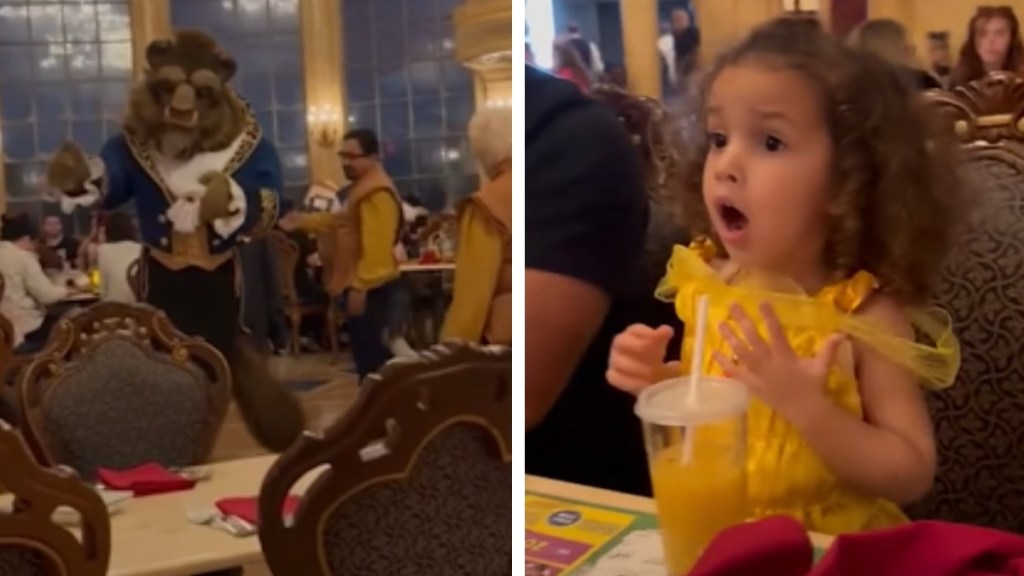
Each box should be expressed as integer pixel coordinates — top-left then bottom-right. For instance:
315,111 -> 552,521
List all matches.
96,463 -> 196,496
814,520 -> 1024,576
688,516 -> 812,576
688,517 -> 1024,576
215,495 -> 301,526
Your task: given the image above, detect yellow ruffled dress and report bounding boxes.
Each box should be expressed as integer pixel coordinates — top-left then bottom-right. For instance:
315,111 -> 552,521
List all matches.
657,239 -> 960,535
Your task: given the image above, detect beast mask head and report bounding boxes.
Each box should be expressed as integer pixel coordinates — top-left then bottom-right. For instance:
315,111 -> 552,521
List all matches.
125,30 -> 247,159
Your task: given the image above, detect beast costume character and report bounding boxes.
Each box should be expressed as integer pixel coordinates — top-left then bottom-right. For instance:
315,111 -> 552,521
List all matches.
47,31 -> 302,452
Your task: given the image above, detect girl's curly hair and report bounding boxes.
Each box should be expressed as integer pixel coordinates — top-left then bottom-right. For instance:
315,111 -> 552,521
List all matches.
678,17 -> 964,305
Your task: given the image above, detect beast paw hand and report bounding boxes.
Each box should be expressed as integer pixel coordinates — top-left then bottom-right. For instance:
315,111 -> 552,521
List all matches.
198,171 -> 234,222
47,142 -> 91,194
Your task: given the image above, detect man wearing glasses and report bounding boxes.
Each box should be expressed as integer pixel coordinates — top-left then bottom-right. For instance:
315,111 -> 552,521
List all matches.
328,129 -> 403,379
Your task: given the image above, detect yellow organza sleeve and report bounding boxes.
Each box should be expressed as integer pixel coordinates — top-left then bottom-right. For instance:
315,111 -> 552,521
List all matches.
655,242 -> 960,390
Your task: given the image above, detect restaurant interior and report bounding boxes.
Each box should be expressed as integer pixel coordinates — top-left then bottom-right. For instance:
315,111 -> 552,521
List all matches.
0,0 -> 512,575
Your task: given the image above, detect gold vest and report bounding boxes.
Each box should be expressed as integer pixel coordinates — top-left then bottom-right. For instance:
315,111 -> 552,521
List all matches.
464,162 -> 512,344
318,165 -> 400,296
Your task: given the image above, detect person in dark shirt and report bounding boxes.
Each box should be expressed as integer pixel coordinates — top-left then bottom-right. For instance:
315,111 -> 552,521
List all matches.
39,213 -> 80,269
851,19 -> 943,92
525,65 -> 655,496
671,9 -> 701,80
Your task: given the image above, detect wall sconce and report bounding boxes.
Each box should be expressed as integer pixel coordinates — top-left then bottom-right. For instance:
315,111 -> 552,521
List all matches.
487,98 -> 512,108
307,105 -> 341,148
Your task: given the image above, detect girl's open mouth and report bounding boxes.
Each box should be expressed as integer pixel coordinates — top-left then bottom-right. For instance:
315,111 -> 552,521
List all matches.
719,203 -> 749,232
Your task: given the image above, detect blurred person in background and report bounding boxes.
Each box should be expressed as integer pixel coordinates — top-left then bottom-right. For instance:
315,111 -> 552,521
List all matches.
950,5 -> 1024,88
39,212 -> 80,268
95,212 -> 142,303
0,213 -> 70,354
849,19 -> 942,90
927,31 -> 952,84
658,21 -> 678,89
671,8 -> 701,90
553,39 -> 595,94
442,106 -> 512,345
566,22 -> 604,76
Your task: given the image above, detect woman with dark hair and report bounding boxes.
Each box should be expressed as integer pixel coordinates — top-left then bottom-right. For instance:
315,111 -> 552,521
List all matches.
553,39 -> 594,93
949,5 -> 1024,88
95,211 -> 142,302
0,213 -> 69,353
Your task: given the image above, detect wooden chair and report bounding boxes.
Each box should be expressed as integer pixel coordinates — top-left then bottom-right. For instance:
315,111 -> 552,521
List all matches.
266,230 -> 336,355
259,342 -> 512,576
906,71 -> 1024,531
17,302 -> 231,481
0,314 -> 11,381
0,314 -> 14,427
0,419 -> 111,576
125,257 -> 141,301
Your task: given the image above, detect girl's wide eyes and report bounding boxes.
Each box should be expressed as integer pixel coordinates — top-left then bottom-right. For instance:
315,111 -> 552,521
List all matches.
763,134 -> 785,152
709,132 -> 728,148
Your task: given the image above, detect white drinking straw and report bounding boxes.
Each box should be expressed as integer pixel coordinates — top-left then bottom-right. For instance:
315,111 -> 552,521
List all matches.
681,295 -> 710,465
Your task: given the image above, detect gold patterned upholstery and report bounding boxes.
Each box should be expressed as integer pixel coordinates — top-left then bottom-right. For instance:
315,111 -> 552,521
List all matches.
907,73 -> 1024,531
259,343 -> 512,576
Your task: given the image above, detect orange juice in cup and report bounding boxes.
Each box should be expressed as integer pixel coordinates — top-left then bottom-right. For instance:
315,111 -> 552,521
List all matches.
636,376 -> 749,575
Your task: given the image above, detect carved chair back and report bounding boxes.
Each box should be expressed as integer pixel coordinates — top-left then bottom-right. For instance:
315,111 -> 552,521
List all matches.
0,313 -> 11,382
266,230 -> 301,305
910,72 -> 1024,531
259,343 -> 512,576
0,419 -> 110,576
126,258 -> 141,302
18,302 -> 231,481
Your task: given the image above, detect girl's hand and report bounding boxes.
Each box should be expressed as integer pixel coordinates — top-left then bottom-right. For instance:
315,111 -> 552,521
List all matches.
712,303 -> 844,422
607,324 -> 674,394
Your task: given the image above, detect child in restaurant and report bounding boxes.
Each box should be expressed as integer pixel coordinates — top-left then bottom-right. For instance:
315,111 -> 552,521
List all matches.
606,17 -> 963,535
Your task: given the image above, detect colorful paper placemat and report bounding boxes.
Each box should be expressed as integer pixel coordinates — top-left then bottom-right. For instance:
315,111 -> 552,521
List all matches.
525,492 -> 826,575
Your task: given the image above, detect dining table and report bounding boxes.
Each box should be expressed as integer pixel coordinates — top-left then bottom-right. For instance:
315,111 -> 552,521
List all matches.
526,475 -> 836,574
399,262 -> 456,273
61,291 -> 100,304
95,455 -> 293,576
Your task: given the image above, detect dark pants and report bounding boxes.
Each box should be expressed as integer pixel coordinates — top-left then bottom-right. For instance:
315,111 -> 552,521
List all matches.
341,281 -> 397,380
14,312 -> 62,356
143,254 -> 238,355
142,252 -> 304,453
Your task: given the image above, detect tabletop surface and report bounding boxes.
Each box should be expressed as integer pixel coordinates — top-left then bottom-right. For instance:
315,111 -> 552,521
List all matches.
61,291 -> 99,303
525,475 -> 836,551
399,262 -> 455,272
103,455 -> 290,576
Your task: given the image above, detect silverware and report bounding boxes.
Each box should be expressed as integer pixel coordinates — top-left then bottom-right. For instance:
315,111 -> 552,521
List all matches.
172,467 -> 214,482
185,507 -> 256,537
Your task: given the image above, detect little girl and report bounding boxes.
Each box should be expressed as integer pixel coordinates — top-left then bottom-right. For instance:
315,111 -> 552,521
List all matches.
607,18 -> 963,535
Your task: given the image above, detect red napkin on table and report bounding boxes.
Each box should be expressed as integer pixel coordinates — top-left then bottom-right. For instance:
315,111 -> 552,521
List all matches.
688,517 -> 1024,576
688,516 -> 812,576
215,495 -> 301,526
813,520 -> 1024,576
96,463 -> 196,496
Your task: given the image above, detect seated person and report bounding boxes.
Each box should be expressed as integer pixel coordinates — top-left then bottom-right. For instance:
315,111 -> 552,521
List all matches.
0,213 -> 70,354
276,199 -> 326,305
441,107 -> 512,345
39,213 -> 80,269
96,212 -> 142,303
